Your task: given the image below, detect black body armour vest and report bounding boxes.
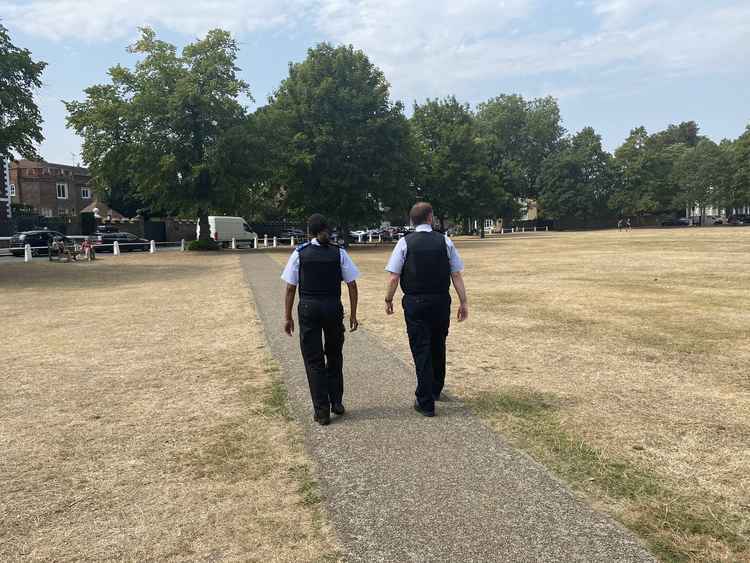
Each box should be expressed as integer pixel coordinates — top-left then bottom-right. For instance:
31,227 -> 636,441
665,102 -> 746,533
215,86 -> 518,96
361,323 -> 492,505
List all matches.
298,243 -> 343,299
400,231 -> 451,296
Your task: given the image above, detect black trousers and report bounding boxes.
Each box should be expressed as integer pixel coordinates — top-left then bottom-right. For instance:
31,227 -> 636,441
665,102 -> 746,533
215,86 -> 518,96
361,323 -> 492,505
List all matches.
402,293 -> 451,411
298,297 -> 345,413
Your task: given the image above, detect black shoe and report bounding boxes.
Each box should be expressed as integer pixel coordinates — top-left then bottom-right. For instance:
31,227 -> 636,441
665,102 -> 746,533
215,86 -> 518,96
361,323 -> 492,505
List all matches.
314,409 -> 331,426
414,400 -> 435,417
331,403 -> 346,416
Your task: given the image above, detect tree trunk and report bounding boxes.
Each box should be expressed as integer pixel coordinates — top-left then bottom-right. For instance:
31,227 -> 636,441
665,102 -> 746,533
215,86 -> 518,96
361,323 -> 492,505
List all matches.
198,211 -> 211,241
480,217 -> 485,239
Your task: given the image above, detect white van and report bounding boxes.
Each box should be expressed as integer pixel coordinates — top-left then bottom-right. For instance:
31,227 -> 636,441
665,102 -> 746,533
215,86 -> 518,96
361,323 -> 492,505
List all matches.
197,216 -> 257,246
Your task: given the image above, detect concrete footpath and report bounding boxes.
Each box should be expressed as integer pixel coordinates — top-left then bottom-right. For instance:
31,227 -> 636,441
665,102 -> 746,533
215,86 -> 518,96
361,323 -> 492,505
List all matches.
241,253 -> 654,563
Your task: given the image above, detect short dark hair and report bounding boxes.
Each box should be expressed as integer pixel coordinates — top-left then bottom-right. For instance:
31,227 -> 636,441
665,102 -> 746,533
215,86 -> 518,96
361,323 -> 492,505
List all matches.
409,202 -> 433,226
308,213 -> 329,236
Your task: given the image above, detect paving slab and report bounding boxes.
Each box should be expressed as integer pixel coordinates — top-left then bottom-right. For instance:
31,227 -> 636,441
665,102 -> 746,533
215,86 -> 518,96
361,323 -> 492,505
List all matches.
241,252 -> 655,563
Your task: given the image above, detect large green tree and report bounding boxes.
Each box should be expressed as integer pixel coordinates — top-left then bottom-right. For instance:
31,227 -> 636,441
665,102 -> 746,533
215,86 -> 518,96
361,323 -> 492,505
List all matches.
476,94 -> 564,207
672,139 -> 731,221
721,126 -> 750,214
538,127 -> 615,224
410,96 -> 505,231
263,43 -> 414,230
610,123 -> 699,218
66,28 -> 252,237
0,24 -> 47,159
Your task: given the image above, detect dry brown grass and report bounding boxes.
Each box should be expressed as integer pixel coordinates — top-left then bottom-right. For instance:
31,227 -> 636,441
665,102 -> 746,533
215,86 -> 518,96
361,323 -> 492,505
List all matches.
282,228 -> 749,562
0,252 -> 339,562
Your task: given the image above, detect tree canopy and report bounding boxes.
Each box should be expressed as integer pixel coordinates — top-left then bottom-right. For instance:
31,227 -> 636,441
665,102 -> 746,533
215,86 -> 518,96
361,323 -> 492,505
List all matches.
262,43 -> 414,229
0,24 -> 47,160
538,127 -> 615,223
411,97 -> 506,229
66,28 -> 252,236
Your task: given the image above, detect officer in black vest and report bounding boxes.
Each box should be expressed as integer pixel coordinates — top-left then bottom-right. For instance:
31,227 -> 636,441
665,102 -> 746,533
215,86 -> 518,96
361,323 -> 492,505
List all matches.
281,214 -> 360,426
384,202 -> 468,417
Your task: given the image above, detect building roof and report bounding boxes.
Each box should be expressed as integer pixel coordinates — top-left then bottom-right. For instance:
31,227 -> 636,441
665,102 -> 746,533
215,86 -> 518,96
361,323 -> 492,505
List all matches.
80,200 -> 126,220
12,159 -> 89,174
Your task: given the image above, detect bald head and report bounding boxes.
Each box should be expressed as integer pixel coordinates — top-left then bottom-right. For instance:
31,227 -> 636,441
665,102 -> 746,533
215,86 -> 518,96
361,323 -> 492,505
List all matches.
410,202 -> 434,226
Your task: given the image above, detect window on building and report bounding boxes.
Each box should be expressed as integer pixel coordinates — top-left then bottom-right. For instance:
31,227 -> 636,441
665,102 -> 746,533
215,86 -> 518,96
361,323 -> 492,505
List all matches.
56,182 -> 68,199
9,184 -> 15,197
40,208 -> 53,218
80,186 -> 91,199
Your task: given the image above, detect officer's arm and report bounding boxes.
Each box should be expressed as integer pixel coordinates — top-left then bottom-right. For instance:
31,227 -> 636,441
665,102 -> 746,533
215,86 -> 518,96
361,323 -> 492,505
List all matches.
284,283 -> 297,335
347,280 -> 359,331
451,272 -> 469,322
384,273 -> 400,315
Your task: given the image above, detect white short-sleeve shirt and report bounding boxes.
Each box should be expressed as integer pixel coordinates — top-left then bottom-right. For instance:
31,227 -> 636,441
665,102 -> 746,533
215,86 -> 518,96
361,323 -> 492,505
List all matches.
385,224 -> 464,274
281,239 -> 360,286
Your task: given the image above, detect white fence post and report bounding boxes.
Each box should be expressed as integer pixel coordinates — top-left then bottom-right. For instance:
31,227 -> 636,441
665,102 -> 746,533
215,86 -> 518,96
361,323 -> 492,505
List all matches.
358,233 -> 363,243
24,244 -> 32,262
546,226 -> 549,232
149,240 -> 156,253
291,236 -> 295,247
378,233 -> 382,243
264,234 -> 268,247
273,236 -> 277,248
368,232 -> 373,243
253,237 -> 258,249
534,226 -> 537,232
181,239 -> 186,251
231,237 -> 237,250
113,241 -> 120,256
522,226 -> 525,233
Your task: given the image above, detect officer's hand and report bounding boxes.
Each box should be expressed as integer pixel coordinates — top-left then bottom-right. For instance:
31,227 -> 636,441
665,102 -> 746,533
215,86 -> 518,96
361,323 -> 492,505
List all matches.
457,303 -> 469,322
350,315 -> 359,332
284,318 -> 294,336
385,299 -> 394,315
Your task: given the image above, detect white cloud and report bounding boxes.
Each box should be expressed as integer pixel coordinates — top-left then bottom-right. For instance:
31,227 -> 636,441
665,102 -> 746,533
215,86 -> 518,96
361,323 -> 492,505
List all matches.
3,0 -> 749,103
0,0 -> 312,39
311,0 -> 750,101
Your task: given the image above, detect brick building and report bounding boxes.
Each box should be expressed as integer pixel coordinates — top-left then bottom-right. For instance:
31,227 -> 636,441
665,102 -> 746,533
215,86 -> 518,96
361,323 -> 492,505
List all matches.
8,159 -> 92,218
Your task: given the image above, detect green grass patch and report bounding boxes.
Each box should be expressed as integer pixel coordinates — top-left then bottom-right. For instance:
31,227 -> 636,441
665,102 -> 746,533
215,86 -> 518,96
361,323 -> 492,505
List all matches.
469,388 -> 748,562
289,464 -> 322,506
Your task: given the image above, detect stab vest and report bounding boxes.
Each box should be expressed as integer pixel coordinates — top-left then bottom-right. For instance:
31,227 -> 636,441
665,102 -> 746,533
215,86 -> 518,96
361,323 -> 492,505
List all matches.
298,243 -> 343,299
400,231 -> 451,296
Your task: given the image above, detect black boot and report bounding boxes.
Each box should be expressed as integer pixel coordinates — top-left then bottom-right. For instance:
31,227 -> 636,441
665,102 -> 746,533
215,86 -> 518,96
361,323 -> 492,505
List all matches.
331,403 -> 346,416
314,407 -> 331,426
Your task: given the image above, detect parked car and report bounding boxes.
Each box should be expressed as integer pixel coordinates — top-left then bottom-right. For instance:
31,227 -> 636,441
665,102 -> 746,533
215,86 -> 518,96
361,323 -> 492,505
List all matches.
280,228 -> 306,240
660,217 -> 690,227
94,232 -> 150,252
10,230 -> 73,256
197,216 -> 257,247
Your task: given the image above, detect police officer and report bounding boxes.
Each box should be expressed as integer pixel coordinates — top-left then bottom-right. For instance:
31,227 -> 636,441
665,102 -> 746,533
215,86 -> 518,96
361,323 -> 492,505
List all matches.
281,214 -> 360,426
384,202 -> 468,417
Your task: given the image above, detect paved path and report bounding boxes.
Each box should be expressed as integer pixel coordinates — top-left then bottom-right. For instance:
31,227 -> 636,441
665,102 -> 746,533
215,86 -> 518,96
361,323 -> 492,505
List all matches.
241,253 -> 654,563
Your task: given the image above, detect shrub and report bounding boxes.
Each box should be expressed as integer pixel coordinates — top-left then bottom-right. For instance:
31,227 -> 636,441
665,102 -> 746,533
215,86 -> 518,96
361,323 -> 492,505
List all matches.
188,239 -> 220,251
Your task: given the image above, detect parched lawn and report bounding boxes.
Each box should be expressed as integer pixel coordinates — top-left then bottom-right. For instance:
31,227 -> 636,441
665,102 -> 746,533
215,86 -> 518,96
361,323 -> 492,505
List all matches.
341,228 -> 749,562
0,253 -> 339,561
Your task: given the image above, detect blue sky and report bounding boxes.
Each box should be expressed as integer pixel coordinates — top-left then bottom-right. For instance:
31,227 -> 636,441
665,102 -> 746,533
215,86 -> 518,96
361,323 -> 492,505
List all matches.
2,0 -> 749,164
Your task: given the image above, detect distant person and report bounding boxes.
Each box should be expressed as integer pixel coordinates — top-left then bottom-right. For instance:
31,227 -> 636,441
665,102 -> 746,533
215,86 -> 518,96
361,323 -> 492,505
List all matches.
626,218 -> 632,231
384,202 -> 468,417
617,219 -> 623,232
281,214 -> 360,426
80,239 -> 95,261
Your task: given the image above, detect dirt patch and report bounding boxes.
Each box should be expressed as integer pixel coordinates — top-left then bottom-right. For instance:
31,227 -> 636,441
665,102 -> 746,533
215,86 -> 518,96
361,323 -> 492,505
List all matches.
0,253 -> 339,561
